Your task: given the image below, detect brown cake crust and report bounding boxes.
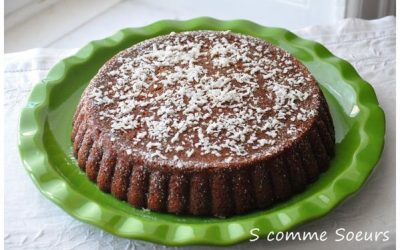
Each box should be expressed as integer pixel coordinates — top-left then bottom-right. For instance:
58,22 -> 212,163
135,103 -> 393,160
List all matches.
72,31 -> 335,217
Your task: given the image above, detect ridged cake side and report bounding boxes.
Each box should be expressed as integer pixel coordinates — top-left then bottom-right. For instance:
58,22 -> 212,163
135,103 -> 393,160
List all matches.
71,96 -> 334,217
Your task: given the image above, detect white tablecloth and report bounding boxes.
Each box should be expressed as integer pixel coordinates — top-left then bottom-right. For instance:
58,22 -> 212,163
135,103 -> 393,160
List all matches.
5,16 -> 395,250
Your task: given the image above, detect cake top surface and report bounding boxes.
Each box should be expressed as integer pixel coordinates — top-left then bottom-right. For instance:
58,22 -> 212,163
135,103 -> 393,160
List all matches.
84,30 -> 321,168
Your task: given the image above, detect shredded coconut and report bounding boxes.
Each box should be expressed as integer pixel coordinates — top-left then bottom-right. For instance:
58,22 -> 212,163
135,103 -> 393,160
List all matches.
88,31 -> 318,164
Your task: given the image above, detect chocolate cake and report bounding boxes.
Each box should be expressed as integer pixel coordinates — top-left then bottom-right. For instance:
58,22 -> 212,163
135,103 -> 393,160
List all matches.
72,31 -> 335,217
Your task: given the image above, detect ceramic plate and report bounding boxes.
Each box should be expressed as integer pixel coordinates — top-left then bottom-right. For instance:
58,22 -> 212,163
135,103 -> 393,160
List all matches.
18,17 -> 385,246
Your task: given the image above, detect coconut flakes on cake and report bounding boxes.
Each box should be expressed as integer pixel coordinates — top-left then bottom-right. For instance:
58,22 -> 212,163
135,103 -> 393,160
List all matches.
88,31 -> 318,164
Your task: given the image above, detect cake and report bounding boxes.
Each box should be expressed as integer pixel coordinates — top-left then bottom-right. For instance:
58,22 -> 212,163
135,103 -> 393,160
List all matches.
72,31 -> 335,217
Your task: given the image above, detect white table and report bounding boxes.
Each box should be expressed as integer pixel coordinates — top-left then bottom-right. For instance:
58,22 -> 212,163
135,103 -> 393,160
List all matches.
5,16 -> 395,250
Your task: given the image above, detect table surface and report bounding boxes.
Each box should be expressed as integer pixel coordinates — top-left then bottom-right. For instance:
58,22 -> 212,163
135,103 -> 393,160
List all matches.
5,16 -> 395,250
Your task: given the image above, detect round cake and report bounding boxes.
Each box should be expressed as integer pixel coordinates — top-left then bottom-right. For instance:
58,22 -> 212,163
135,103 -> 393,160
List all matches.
72,31 -> 335,217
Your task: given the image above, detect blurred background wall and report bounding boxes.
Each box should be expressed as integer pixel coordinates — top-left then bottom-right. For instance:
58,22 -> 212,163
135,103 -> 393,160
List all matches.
4,0 -> 396,52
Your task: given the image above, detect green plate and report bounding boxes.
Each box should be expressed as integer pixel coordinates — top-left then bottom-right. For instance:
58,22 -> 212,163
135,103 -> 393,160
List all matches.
18,17 -> 385,246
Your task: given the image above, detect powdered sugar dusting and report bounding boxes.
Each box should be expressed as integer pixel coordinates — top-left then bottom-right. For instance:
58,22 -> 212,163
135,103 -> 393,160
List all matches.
87,31 -> 319,167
